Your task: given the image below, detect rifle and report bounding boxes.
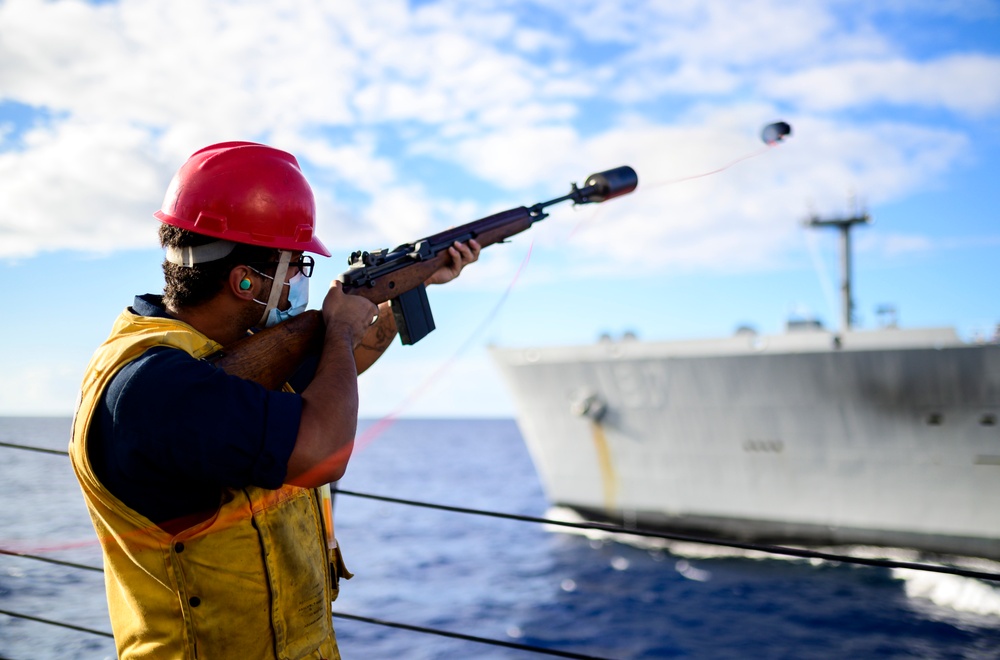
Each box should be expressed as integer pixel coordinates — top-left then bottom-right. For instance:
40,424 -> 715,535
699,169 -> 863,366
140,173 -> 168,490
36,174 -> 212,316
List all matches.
213,166 -> 638,388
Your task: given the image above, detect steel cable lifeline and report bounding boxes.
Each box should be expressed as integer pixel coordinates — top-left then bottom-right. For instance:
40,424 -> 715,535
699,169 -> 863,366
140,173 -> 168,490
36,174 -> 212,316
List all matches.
0,602 -> 607,660
334,489 -> 1000,583
3,438 -> 1000,660
0,546 -> 609,660
0,442 -> 607,659
3,438 -> 1000,581
330,611 -> 608,660
0,607 -> 114,640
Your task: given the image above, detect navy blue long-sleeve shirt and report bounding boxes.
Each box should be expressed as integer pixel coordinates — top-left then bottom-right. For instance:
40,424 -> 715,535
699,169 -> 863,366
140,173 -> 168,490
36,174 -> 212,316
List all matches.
89,295 -> 309,532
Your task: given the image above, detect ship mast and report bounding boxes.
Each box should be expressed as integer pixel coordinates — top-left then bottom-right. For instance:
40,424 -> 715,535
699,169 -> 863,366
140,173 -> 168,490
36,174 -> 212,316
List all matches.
806,211 -> 871,331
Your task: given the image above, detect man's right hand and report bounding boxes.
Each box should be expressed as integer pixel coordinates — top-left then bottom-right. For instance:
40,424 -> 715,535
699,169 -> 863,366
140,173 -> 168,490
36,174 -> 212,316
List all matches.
288,280 -> 376,487
321,280 -> 379,349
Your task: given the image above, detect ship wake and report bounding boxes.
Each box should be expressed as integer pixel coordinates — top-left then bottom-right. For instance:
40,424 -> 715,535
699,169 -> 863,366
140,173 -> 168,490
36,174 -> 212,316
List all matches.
543,506 -> 1000,618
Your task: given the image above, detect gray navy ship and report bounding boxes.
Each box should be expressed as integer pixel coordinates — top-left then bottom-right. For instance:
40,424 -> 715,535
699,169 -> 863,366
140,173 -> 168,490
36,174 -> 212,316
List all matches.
490,213 -> 1000,561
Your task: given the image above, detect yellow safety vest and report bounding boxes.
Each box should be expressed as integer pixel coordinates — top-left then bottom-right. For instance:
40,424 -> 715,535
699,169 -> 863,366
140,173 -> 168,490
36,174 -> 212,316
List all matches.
70,308 -> 349,659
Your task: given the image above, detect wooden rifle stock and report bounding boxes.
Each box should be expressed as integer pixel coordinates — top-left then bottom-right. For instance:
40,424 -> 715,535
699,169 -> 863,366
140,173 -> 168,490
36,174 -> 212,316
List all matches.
212,165 -> 638,388
212,309 -> 324,390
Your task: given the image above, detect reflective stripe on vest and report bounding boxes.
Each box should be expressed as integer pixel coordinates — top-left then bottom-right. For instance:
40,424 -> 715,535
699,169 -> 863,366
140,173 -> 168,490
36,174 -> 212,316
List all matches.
69,308 -> 341,660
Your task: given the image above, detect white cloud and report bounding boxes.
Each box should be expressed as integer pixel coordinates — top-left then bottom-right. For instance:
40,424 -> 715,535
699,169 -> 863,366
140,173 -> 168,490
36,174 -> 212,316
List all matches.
524,0 -> 889,70
0,0 -> 995,271
761,55 -> 1000,115
0,118 -> 169,257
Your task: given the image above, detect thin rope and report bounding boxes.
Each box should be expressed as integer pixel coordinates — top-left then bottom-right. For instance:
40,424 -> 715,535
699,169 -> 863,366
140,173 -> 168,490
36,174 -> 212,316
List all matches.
353,239 -> 536,452
562,143 -> 780,258
643,144 -> 774,190
354,144 -> 780,451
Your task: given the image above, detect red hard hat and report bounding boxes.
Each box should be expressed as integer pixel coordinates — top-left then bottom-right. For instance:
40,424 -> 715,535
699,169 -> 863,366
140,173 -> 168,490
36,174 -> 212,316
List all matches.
154,141 -> 331,256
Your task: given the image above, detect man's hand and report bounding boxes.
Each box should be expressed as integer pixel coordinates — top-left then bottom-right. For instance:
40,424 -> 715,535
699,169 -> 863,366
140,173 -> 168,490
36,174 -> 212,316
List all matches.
289,280 -> 376,487
424,239 -> 481,286
321,280 -> 379,349
351,238 -> 481,375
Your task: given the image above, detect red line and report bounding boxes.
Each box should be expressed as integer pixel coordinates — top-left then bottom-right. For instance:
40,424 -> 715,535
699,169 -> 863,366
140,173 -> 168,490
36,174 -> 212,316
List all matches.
644,144 -> 774,190
352,239 -> 536,453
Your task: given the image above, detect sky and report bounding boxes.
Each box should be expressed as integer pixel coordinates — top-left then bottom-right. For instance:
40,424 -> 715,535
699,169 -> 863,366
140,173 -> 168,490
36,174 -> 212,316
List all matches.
1,0 -> 999,418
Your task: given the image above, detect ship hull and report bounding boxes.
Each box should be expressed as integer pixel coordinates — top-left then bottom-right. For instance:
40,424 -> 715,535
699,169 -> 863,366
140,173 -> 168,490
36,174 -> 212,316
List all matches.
490,329 -> 1000,560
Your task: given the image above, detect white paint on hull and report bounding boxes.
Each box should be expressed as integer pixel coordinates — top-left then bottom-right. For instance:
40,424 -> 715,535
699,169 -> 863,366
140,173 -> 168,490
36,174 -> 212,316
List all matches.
490,327 -> 1000,559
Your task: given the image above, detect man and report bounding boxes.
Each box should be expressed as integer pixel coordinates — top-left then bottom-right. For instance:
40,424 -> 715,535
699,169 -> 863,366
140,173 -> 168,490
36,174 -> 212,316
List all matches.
69,142 -> 479,659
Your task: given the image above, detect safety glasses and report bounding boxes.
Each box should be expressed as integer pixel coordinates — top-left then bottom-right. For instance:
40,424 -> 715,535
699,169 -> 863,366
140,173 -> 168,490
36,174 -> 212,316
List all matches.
248,255 -> 315,278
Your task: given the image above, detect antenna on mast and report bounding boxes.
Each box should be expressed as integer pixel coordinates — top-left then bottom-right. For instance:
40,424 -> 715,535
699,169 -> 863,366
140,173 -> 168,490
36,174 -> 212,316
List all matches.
805,210 -> 871,332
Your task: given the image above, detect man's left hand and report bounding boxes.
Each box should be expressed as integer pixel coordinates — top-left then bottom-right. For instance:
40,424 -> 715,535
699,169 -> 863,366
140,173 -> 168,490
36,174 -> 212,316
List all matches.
424,239 -> 481,286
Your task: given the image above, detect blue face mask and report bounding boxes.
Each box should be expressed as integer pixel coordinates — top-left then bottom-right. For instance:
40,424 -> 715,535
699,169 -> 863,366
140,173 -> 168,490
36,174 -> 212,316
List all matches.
252,270 -> 309,328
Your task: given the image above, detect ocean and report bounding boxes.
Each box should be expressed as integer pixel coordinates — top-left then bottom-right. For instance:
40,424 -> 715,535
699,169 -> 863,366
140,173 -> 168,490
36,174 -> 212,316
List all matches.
1,416 -> 998,659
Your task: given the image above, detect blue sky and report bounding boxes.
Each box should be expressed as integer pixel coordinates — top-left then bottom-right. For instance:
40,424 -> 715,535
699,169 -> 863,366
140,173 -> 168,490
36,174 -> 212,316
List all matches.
1,0 -> 999,418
